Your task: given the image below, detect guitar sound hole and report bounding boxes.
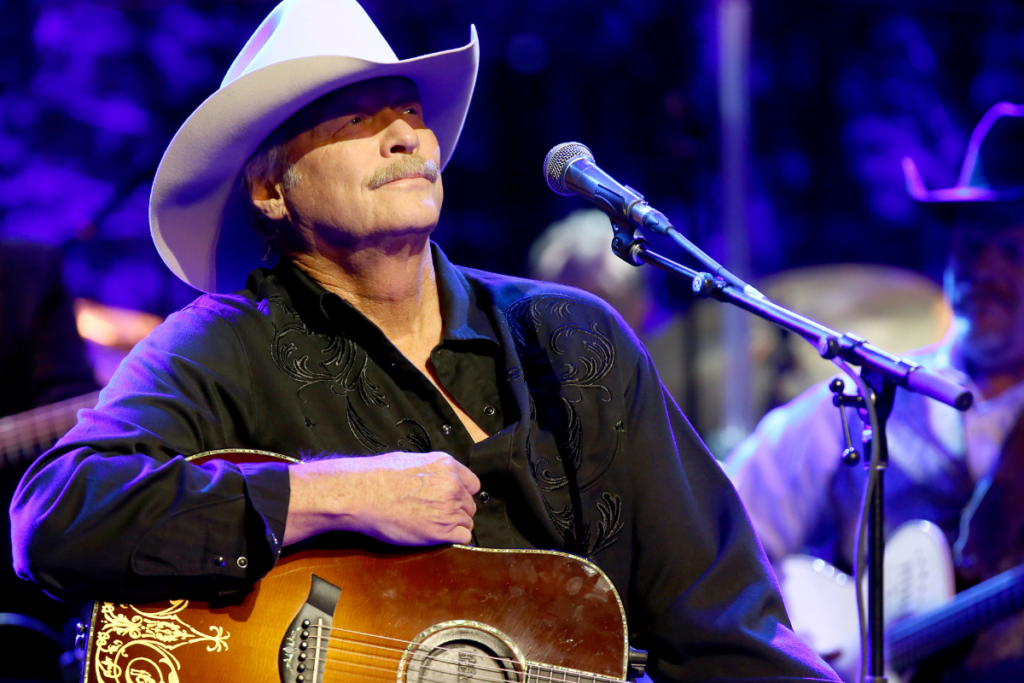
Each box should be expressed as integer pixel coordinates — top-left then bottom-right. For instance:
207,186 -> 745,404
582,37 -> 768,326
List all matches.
405,626 -> 521,683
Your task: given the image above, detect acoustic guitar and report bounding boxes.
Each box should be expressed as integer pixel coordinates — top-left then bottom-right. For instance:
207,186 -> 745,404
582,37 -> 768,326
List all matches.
79,450 -> 640,683
778,519 -> 1024,682
0,391 -> 100,470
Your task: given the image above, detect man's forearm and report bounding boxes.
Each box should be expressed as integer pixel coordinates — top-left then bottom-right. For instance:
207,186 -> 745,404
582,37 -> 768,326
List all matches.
284,451 -> 480,546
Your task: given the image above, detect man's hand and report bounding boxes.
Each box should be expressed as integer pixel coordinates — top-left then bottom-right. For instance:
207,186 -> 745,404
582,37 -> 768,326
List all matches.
283,451 -> 481,547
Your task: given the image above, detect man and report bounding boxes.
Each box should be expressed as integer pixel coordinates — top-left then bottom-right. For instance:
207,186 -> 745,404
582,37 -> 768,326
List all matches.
11,1 -> 835,681
727,102 -> 1024,680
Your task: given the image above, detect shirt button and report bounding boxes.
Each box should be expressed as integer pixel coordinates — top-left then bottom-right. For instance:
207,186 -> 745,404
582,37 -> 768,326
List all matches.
214,556 -> 226,567
479,491 -> 490,504
237,557 -> 249,569
483,405 -> 496,416
441,424 -> 453,436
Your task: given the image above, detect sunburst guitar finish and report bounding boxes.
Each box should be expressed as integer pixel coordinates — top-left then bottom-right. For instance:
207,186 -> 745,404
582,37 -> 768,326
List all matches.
81,451 -> 630,683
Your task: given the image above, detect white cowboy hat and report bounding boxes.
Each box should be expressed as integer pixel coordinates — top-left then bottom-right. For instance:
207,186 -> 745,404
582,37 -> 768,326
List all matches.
150,0 -> 478,293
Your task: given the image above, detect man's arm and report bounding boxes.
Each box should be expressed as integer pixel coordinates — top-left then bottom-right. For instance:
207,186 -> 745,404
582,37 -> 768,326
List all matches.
11,302 -> 480,603
285,452 -> 479,546
622,350 -> 839,682
10,303 -> 285,602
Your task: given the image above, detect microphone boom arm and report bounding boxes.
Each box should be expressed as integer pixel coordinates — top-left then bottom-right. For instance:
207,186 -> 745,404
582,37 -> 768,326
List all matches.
606,216 -> 972,411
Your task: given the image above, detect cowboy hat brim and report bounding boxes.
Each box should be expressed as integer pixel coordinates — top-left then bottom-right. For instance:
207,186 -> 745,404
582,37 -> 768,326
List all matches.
902,156 -> 1024,203
902,102 -> 1024,205
151,28 -> 478,294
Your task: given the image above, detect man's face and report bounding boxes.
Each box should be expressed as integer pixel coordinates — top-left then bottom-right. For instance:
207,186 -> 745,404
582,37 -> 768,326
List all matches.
279,76 -> 443,250
946,224 -> 1024,371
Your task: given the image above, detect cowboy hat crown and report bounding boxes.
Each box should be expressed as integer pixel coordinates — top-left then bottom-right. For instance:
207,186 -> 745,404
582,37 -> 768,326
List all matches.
150,0 -> 478,294
223,0 -> 398,86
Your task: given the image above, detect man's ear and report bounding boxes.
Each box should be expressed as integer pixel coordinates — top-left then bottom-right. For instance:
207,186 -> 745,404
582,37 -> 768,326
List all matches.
251,181 -> 289,221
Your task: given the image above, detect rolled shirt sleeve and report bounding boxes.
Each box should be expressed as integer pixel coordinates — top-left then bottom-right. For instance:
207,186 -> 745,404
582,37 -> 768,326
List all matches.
10,302 -> 289,602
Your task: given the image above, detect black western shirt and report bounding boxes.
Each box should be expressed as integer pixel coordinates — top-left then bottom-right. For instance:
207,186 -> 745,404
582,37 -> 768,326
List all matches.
11,245 -> 837,682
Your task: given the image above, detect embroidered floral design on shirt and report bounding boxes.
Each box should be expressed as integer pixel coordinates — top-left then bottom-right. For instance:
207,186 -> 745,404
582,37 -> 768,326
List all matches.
395,418 -> 432,453
505,294 -> 615,399
593,492 -> 625,555
268,295 -> 409,453
502,294 -> 624,557
269,297 -> 374,400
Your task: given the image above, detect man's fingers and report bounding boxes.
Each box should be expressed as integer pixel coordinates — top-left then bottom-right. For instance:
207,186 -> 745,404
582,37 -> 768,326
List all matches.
456,461 -> 482,495
449,527 -> 473,545
316,450 -> 483,547
444,514 -> 474,545
460,491 -> 477,519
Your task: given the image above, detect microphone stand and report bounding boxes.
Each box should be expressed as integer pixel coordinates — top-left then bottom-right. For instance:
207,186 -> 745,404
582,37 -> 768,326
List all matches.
605,216 -> 971,683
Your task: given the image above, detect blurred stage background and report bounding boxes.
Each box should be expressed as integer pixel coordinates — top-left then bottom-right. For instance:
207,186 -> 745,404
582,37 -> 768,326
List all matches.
0,0 -> 1016,453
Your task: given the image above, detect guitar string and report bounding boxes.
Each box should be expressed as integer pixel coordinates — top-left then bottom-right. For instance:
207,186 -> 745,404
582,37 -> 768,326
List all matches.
318,623 -> 529,669
314,628 -> 594,683
320,665 -> 395,683
312,638 -> 618,683
286,622 -> 621,683
0,392 -> 97,452
0,413 -> 73,453
312,635 -> 530,681
317,632 -> 524,677
314,634 -> 518,677
317,648 -> 601,683
311,625 -> 521,670
310,647 -> 521,683
299,634 -> 614,683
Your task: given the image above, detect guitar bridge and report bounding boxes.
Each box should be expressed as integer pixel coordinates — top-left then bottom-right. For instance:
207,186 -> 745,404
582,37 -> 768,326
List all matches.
279,574 -> 343,683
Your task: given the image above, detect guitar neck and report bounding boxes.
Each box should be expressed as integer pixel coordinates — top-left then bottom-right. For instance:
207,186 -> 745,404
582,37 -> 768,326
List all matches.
0,390 -> 100,470
889,563 -> 1024,672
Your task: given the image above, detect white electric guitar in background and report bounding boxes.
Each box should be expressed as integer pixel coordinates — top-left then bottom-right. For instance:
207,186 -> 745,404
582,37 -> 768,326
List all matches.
778,520 -> 1024,682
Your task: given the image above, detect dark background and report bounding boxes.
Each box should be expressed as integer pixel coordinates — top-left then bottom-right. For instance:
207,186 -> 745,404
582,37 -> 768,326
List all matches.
3,0 -> 1021,315
0,0 -> 1018,460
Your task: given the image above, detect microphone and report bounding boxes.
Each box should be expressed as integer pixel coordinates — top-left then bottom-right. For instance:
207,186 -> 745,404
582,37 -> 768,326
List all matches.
544,142 -> 672,235
544,142 -> 765,299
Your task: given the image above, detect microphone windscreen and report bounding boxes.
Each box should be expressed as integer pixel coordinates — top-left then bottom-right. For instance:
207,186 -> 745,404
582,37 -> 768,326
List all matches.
544,142 -> 594,196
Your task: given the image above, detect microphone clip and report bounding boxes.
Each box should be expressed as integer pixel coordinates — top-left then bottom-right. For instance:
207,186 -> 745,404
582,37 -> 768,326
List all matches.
607,216 -> 648,267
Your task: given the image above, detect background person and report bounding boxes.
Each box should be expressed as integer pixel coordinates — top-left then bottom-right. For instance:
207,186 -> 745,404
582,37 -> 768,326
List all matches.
727,103 -> 1024,681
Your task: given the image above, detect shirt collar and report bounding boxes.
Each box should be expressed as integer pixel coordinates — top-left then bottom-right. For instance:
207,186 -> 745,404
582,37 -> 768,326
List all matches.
267,242 -> 500,347
433,243 -> 501,345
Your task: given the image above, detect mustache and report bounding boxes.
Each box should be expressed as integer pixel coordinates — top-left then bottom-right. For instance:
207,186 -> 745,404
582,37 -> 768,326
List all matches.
366,156 -> 439,190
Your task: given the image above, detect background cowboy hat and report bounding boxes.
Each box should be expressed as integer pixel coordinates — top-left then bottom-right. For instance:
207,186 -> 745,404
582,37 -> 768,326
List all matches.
904,101 -> 1024,205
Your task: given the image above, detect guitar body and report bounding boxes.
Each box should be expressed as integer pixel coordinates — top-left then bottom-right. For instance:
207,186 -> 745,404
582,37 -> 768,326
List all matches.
778,520 -> 956,682
82,452 -> 629,683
